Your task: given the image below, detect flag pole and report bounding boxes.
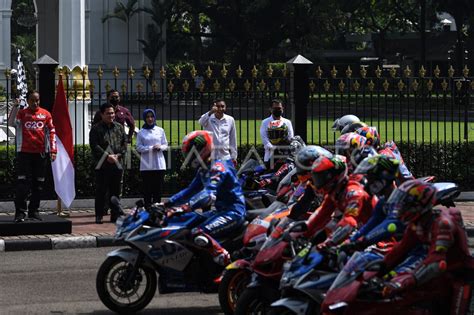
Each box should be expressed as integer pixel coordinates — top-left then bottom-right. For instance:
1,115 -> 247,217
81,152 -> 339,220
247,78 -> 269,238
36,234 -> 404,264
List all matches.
56,196 -> 69,217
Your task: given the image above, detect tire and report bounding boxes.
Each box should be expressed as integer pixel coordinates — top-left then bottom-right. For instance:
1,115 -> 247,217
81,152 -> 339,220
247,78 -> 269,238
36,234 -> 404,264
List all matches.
267,299 -> 320,315
218,269 -> 251,315
234,286 -> 280,315
267,306 -> 295,315
96,256 -> 157,314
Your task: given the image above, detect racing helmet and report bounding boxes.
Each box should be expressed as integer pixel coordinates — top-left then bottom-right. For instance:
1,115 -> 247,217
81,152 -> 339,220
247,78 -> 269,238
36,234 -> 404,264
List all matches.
295,146 -> 333,181
311,155 -> 348,194
267,120 -> 289,145
388,180 -> 437,224
354,155 -> 400,195
182,130 -> 214,168
355,126 -> 380,148
351,146 -> 378,168
332,114 -> 360,132
341,121 -> 368,134
335,132 -> 367,159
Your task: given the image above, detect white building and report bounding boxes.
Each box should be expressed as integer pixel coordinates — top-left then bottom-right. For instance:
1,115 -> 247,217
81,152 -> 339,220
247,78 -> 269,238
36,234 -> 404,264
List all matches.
0,0 -> 166,74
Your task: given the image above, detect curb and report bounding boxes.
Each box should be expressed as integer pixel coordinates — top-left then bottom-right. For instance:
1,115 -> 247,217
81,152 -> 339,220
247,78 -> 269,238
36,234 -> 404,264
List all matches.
0,229 -> 473,252
0,236 -> 125,252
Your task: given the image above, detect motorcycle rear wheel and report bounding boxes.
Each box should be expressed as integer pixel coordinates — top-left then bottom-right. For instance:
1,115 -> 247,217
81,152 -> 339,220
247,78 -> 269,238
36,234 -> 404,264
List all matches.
96,256 -> 157,314
267,301 -> 320,315
218,269 -> 251,315
234,286 -> 280,315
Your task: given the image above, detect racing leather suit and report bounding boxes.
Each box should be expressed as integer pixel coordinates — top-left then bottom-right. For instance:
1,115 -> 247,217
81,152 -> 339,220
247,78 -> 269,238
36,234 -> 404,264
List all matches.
290,179 -> 377,245
383,207 -> 474,302
350,196 -> 426,274
166,160 -> 246,263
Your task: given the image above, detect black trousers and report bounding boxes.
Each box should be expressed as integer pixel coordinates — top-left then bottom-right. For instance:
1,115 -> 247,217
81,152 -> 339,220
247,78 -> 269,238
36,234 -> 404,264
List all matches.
95,168 -> 123,217
14,152 -> 48,212
141,170 -> 165,207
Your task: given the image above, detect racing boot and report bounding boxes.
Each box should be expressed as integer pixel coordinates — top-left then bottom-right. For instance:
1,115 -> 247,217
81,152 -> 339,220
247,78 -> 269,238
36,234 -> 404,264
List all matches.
194,234 -> 231,266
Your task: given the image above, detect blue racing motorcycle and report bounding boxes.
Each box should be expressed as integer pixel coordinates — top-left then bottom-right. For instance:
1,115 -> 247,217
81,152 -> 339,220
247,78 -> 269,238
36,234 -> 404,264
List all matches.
96,199 -> 260,314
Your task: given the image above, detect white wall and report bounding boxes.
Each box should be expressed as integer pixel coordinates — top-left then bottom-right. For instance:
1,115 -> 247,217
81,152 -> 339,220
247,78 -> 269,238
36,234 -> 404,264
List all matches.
0,0 -> 12,72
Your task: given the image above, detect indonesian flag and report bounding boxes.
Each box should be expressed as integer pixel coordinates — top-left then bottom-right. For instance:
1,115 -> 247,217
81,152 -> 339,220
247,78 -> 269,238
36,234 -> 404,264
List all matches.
51,78 -> 75,207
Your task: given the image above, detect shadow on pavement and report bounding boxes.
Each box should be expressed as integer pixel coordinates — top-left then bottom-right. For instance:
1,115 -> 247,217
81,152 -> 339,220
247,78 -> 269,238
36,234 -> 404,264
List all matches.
88,306 -> 222,314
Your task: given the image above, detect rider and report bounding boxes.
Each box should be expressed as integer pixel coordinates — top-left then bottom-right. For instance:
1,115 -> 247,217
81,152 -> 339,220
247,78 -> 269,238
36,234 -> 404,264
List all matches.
281,145 -> 333,209
347,155 -> 402,245
356,126 -> 414,184
332,114 -> 361,133
380,180 -> 474,306
291,155 -> 377,246
164,130 -> 246,265
335,132 -> 367,173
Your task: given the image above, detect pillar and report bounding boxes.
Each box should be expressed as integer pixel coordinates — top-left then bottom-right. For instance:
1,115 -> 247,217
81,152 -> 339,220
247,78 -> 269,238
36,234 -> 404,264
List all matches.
0,0 -> 12,71
287,55 -> 313,144
58,0 -> 89,144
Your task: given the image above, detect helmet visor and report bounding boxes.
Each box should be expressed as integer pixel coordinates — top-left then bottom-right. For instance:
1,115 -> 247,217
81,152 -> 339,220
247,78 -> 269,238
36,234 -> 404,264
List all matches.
385,188 -> 409,217
311,169 -> 331,190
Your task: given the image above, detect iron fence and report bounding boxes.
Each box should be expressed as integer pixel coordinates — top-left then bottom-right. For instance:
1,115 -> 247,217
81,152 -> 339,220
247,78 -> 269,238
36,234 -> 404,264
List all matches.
0,62 -> 473,200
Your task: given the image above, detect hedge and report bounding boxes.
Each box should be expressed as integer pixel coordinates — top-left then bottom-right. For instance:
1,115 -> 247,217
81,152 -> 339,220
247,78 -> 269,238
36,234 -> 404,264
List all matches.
0,142 -> 472,201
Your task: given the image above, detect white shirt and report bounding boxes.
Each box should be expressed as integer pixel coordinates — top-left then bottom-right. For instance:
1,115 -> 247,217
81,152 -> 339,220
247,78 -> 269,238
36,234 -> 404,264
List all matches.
260,115 -> 294,162
136,126 -> 168,171
199,112 -> 237,160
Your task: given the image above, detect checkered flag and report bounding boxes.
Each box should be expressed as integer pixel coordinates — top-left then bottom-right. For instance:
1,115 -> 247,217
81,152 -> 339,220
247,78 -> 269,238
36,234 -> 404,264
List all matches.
16,49 -> 28,109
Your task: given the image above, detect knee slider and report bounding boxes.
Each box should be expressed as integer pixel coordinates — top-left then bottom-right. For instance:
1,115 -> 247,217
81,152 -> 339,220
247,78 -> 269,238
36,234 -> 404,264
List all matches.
194,235 -> 210,247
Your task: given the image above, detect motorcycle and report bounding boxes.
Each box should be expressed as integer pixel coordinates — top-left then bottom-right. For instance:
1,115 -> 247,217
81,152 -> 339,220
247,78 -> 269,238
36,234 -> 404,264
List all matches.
238,157 -> 298,209
233,219 -> 312,315
218,173 -> 322,315
218,172 -> 307,315
321,182 -> 471,315
96,198 -> 269,314
268,244 -> 342,315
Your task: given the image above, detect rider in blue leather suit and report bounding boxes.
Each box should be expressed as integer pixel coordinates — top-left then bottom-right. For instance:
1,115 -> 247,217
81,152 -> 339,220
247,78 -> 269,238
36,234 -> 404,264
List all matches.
165,130 -> 246,266
347,155 -> 426,274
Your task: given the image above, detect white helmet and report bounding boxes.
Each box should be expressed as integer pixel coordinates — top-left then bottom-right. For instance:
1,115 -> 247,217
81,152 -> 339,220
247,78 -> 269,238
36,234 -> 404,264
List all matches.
332,114 -> 360,132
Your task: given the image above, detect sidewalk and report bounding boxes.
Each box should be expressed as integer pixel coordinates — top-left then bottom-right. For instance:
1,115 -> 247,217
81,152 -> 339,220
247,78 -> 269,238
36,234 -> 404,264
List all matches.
0,201 -> 473,252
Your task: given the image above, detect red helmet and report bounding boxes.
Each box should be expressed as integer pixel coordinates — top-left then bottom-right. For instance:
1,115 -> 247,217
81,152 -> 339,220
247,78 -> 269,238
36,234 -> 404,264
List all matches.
182,130 -> 214,168
311,155 -> 347,194
388,180 -> 437,224
356,126 -> 380,148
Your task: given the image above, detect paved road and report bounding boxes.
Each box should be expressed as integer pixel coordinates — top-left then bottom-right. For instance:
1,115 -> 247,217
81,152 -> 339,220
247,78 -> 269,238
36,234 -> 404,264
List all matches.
0,247 -> 222,314
1,246 -> 473,314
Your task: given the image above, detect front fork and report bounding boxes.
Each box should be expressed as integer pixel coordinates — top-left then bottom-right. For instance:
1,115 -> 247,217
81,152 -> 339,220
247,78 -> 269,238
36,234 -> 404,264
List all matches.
123,251 -> 146,288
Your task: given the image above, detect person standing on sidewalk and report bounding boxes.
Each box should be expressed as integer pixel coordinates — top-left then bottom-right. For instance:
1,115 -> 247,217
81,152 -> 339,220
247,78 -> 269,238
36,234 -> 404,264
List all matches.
8,91 -> 57,222
136,109 -> 168,209
89,103 -> 126,224
260,99 -> 294,169
198,99 -> 238,167
93,89 -> 135,143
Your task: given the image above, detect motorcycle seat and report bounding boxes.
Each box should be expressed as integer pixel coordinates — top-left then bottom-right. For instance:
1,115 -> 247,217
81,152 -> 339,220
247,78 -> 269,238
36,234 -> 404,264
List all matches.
245,200 -> 287,221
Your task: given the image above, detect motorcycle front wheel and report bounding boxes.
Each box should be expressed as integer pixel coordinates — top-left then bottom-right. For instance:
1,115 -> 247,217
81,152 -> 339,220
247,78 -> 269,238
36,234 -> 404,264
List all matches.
96,256 -> 157,314
218,269 -> 251,315
234,286 -> 280,315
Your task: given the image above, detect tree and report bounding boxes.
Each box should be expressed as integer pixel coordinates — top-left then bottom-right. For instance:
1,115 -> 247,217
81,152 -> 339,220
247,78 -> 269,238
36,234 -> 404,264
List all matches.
434,0 -> 474,71
102,0 -> 141,74
138,23 -> 166,80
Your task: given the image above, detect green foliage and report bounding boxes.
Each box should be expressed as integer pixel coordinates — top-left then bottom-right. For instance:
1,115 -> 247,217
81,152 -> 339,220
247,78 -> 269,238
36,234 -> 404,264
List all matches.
0,141 -> 472,200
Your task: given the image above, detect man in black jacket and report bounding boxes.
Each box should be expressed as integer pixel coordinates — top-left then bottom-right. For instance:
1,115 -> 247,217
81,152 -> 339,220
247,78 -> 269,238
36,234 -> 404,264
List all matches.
89,103 -> 127,224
